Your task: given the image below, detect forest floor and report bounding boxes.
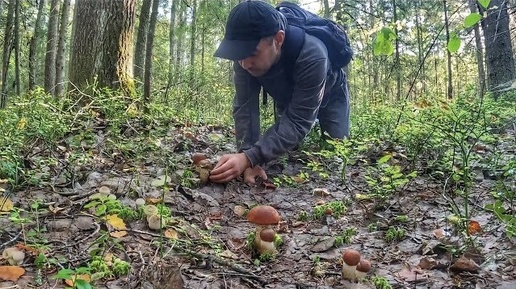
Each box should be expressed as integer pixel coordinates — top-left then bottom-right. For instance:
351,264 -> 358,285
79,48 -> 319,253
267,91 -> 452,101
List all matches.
0,117 -> 515,289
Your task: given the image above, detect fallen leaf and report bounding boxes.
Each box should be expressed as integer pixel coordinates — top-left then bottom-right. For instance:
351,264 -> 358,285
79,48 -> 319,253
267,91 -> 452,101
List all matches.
313,188 -> 329,197
110,230 -> 128,238
467,220 -> 482,235
219,250 -> 239,259
105,214 -> 126,230
418,257 -> 438,270
0,198 -> 14,212
0,265 -> 25,281
49,205 -> 66,214
104,252 -> 115,265
395,267 -> 427,282
164,228 -> 178,239
450,256 -> 479,272
210,211 -> 223,220
433,228 -> 446,239
65,274 -> 91,287
145,197 -> 163,205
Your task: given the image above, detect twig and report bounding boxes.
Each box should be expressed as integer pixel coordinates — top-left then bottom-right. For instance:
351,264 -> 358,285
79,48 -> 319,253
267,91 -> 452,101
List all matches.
0,231 -> 22,250
174,246 -> 268,285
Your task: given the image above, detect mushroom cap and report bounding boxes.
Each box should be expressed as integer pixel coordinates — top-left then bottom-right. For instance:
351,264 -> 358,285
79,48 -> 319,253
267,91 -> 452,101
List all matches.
192,153 -> 207,165
11,251 -> 25,262
260,228 -> 276,242
356,259 -> 371,272
342,249 -> 361,266
198,159 -> 213,169
2,247 -> 19,258
247,205 -> 280,225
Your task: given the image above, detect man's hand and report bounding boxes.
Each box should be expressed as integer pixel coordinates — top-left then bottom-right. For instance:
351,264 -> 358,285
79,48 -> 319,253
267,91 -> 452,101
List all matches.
209,153 -> 251,183
243,166 -> 268,185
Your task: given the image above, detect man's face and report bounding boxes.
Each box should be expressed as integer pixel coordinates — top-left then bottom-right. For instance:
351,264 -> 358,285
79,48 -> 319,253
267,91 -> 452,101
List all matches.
238,31 -> 284,77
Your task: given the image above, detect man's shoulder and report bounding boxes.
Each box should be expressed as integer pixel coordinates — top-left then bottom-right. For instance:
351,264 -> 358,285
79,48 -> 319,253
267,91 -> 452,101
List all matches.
300,33 -> 329,60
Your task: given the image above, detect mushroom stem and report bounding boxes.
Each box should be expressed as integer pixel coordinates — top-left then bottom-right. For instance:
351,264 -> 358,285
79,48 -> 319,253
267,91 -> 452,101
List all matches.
254,225 -> 264,249
342,263 -> 357,281
257,240 -> 276,255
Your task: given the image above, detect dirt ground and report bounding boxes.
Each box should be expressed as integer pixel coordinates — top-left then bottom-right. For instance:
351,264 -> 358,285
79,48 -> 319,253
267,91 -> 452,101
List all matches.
1,125 -> 515,289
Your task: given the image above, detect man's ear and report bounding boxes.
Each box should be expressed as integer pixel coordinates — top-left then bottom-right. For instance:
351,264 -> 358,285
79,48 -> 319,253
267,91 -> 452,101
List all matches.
274,30 -> 285,48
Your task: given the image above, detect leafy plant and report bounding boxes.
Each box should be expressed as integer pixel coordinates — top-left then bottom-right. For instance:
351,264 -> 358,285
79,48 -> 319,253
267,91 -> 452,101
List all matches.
334,227 -> 358,246
313,201 -> 346,219
385,226 -> 406,242
371,275 -> 393,289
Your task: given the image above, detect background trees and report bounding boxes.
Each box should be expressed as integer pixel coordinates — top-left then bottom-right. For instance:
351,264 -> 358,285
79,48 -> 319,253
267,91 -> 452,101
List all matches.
0,0 -> 513,109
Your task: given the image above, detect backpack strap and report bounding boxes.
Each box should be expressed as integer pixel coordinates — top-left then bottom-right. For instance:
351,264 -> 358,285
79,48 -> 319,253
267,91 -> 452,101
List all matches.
281,25 -> 305,84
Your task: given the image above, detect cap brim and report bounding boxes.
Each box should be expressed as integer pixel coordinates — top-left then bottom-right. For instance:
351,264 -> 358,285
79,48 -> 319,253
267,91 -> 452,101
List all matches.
214,38 -> 260,61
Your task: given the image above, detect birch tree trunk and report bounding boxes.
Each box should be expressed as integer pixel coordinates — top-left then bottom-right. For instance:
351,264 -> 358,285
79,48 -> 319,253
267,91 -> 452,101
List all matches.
1,0 -> 16,108
55,0 -> 71,96
29,0 -> 46,90
443,0 -> 453,99
14,0 -> 20,96
189,0 -> 197,80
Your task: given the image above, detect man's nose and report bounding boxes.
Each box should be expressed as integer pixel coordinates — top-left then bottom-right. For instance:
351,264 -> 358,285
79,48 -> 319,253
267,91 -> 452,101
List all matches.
239,58 -> 252,70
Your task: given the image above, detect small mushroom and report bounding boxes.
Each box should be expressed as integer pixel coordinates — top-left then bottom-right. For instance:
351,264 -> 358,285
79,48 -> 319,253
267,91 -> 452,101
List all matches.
143,205 -> 159,217
342,249 -> 361,280
257,228 -> 277,255
147,214 -> 166,231
191,153 -> 207,164
355,259 -> 371,280
2,247 -> 25,265
247,205 -> 280,250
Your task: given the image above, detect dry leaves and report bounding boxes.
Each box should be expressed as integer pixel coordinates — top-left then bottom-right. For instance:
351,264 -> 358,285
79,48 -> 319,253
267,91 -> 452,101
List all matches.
64,274 -> 91,287
110,231 -> 128,238
105,214 -> 127,230
0,266 -> 25,281
467,220 -> 482,235
0,198 -> 14,212
450,256 -> 480,272
164,228 -> 178,239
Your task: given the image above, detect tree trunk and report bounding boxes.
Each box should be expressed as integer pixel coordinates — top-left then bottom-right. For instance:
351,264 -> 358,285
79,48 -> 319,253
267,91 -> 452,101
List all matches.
44,0 -> 61,95
1,0 -> 16,108
143,0 -> 159,111
14,0 -> 20,96
166,0 -> 177,97
175,1 -> 186,71
393,0 -> 401,101
415,0 -> 424,97
468,0 -> 486,98
29,0 -> 46,91
98,0 -> 137,95
55,0 -> 71,96
481,0 -> 515,97
443,0 -> 453,99
322,0 -> 330,18
68,0 -> 103,94
134,0 -> 152,83
189,0 -> 197,79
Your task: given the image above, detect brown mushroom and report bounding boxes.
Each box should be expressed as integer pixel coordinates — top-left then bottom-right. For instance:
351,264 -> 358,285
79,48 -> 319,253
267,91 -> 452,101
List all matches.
256,228 -> 277,255
342,249 -> 361,280
191,153 -> 207,165
355,259 -> 371,280
247,205 -> 280,250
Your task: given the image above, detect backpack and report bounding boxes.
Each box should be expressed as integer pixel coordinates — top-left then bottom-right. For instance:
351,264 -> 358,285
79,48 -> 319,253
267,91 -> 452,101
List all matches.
276,1 -> 353,71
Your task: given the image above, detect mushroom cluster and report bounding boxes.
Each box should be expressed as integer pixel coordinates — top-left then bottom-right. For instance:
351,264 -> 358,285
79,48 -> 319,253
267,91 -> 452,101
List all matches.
342,249 -> 371,281
246,205 -> 280,255
144,204 -> 166,230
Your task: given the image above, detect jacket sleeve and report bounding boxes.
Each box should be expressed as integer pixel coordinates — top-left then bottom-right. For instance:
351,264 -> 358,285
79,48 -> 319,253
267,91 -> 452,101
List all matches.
243,57 -> 328,166
233,62 -> 262,152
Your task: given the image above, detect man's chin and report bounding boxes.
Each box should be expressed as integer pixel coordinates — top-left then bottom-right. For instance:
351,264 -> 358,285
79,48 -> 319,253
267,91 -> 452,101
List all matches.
248,70 -> 265,77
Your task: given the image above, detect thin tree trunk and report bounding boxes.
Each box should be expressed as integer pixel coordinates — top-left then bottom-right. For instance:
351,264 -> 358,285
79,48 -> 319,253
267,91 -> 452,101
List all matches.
393,0 -> 401,101
468,0 -> 486,98
189,0 -> 197,80
143,0 -> 159,111
55,0 -> 71,96
415,0 -> 424,97
322,0 -> 330,18
14,0 -> 20,96
1,0 -> 16,108
175,2 -> 185,73
29,0 -> 46,90
166,0 -> 177,99
44,0 -> 60,95
200,0 -> 206,73
443,0 -> 453,99
134,0 -> 152,83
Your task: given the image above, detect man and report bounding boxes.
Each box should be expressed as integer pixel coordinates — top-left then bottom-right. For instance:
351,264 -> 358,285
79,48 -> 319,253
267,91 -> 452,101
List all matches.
209,0 -> 350,184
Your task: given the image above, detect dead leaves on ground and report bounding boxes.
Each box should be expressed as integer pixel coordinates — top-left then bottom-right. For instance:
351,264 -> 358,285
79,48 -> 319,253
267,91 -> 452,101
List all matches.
0,266 -> 25,281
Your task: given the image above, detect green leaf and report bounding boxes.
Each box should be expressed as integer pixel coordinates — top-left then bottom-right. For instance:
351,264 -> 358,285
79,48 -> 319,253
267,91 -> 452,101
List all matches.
378,154 -> 392,165
53,269 -> 75,280
478,0 -> 490,9
464,13 -> 482,28
373,27 -> 396,56
447,33 -> 461,53
75,279 -> 93,289
96,204 -> 107,216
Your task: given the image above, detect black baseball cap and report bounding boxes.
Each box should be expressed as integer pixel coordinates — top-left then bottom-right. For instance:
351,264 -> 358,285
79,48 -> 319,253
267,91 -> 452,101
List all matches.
214,0 -> 286,61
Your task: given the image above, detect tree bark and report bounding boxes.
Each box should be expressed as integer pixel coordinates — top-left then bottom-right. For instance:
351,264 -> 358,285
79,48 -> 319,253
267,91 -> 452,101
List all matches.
55,0 -> 71,96
134,0 -> 152,83
443,0 -> 453,99
175,1 -> 186,71
98,0 -> 137,95
166,0 -> 177,96
189,0 -> 197,80
1,0 -> 16,108
143,0 -> 159,110
322,0 -> 330,18
481,0 -> 515,97
393,0 -> 401,101
14,0 -> 20,96
468,0 -> 486,98
44,0 -> 61,95
29,0 -> 46,91
68,0 -> 103,95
